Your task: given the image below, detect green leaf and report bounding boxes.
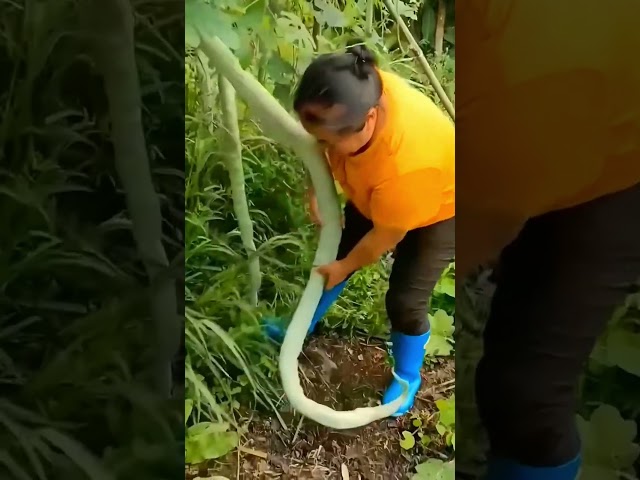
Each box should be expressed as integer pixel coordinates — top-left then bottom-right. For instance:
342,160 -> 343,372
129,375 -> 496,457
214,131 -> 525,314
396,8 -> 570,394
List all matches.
386,0 -> 419,21
276,12 -> 315,50
445,432 -> 453,446
421,4 -> 436,43
602,330 -> 640,376
186,0 -> 240,50
234,34 -> 255,69
425,335 -> 453,356
0,451 -> 32,480
185,422 -> 239,464
430,309 -> 454,337
435,275 -> 455,297
412,459 -> 455,480
444,26 -> 455,45
39,429 -> 115,480
185,399 -> 193,424
577,404 -> 639,473
256,16 -> 278,48
313,0 -> 348,28
426,310 -> 455,356
578,464 -> 621,480
236,0 -> 267,32
399,431 -> 416,449
266,53 -> 297,84
186,25 -> 199,48
189,421 -> 231,436
436,395 -> 455,427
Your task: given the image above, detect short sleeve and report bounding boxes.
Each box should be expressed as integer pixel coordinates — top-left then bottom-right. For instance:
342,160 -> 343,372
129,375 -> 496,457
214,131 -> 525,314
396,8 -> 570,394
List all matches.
370,168 -> 444,231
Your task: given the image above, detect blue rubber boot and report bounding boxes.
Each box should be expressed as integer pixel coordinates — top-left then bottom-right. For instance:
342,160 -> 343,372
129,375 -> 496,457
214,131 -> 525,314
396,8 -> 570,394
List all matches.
382,330 -> 430,416
263,280 -> 348,343
485,454 -> 581,480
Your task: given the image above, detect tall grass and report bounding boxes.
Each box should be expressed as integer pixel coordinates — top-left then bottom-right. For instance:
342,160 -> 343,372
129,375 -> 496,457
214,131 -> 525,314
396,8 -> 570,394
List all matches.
1,1 -> 184,478
185,71 -> 311,413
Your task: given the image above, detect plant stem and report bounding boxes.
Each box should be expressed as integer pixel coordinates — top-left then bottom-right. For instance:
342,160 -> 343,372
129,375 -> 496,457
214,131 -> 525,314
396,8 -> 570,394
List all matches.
365,0 -> 374,36
218,74 -> 262,307
435,0 -> 446,57
382,0 -> 455,120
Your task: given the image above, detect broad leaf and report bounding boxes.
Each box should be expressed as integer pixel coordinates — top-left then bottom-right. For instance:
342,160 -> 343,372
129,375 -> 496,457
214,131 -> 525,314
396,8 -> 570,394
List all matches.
400,431 -> 416,449
603,330 -> 640,377
444,26 -> 455,45
186,0 -> 240,50
425,309 -> 454,356
185,422 -> 239,464
421,5 -> 436,44
185,399 -> 193,424
385,0 -> 419,20
435,395 -> 455,427
412,459 -> 454,480
577,405 -> 639,474
313,0 -> 348,28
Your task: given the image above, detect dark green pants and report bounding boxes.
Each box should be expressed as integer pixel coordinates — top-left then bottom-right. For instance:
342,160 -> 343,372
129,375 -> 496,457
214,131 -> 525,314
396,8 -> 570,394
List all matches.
338,202 -> 455,335
476,181 -> 640,467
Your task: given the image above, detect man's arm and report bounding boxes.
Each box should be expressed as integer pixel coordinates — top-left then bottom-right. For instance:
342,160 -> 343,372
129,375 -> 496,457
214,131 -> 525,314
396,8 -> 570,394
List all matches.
340,225 -> 407,275
339,169 -> 443,274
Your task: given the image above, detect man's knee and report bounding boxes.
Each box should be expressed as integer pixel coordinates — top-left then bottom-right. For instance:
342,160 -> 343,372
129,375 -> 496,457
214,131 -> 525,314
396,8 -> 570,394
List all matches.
385,290 -> 429,335
475,356 -> 581,466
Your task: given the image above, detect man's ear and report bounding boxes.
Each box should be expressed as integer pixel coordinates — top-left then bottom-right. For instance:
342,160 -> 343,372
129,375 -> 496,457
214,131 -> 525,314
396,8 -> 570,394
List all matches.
365,107 -> 377,129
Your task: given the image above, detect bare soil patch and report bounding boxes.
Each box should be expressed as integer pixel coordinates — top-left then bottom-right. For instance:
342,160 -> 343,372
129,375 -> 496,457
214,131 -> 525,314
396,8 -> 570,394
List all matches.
187,334 -> 454,480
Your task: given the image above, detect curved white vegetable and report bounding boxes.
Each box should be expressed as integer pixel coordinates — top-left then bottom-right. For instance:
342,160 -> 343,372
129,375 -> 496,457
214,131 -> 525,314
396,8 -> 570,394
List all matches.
83,0 -> 178,395
218,74 -> 262,307
197,34 -> 409,429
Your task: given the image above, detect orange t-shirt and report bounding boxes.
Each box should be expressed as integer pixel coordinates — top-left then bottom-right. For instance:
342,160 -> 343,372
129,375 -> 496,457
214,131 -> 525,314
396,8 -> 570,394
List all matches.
456,0 -> 640,275
326,70 -> 455,231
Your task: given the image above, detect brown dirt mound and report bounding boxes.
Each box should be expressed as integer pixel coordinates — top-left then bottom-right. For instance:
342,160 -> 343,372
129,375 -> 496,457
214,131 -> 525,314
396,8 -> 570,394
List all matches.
187,335 -> 454,480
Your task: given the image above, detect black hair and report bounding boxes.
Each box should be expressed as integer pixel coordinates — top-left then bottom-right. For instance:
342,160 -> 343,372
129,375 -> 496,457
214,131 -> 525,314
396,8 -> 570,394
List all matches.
293,43 -> 383,134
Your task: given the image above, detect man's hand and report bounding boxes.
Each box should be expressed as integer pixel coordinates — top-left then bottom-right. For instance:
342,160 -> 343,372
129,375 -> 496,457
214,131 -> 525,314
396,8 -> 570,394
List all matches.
316,260 -> 350,290
339,225 -> 406,274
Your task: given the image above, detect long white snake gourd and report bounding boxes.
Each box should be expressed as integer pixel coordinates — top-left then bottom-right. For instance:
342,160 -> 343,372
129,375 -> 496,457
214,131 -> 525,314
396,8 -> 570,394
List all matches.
197,33 -> 410,429
85,0 -> 178,396
218,74 -> 262,307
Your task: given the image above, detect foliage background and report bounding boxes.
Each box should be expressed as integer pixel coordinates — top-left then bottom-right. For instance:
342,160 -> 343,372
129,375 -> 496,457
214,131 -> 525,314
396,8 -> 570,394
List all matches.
0,1 -> 184,479
186,0 -> 640,479
185,0 -> 457,477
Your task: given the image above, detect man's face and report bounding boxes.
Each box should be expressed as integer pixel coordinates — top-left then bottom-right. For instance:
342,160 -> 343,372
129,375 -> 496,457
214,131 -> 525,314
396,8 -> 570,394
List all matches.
299,103 -> 377,156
